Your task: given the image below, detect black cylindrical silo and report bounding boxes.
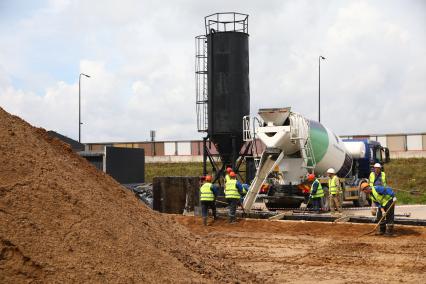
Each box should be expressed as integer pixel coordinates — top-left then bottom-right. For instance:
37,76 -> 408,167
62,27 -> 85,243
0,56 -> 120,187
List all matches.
207,31 -> 250,164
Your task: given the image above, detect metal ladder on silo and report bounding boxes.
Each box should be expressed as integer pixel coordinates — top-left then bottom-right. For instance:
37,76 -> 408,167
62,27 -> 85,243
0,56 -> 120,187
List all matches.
243,115 -> 261,169
195,36 -> 208,132
290,114 -> 316,174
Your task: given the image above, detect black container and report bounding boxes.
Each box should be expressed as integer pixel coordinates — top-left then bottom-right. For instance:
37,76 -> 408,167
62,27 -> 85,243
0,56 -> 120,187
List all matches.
207,31 -> 250,163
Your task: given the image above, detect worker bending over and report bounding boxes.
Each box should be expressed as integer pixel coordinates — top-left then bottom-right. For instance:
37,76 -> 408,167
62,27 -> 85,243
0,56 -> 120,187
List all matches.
327,168 -> 342,214
224,171 -> 244,223
307,174 -> 324,213
360,181 -> 396,236
199,175 -> 218,226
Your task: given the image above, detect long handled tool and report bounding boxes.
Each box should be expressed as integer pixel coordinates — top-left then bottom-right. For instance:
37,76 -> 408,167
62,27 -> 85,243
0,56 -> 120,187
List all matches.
215,200 -> 228,205
239,202 -> 247,218
359,200 -> 396,237
299,196 -> 312,214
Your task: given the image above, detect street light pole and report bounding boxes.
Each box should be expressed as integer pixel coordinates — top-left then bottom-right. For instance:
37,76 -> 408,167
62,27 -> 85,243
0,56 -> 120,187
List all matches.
79,73 -> 91,143
318,55 -> 326,123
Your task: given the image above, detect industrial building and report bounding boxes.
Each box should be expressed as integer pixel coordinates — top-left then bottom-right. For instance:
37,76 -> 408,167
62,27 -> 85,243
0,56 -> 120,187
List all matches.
84,132 -> 426,162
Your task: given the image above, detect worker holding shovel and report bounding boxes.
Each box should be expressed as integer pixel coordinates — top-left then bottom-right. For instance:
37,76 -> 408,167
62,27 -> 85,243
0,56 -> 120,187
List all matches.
359,181 -> 397,236
307,174 -> 324,213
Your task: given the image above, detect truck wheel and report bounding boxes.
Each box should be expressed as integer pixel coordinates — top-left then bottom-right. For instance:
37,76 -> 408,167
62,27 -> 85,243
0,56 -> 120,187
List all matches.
352,190 -> 366,207
321,187 -> 329,211
321,196 -> 329,211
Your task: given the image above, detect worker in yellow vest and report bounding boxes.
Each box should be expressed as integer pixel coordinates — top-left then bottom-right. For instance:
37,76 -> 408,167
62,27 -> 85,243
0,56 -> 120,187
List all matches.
369,163 -> 387,216
224,171 -> 244,223
199,175 -> 218,226
225,167 -> 233,183
369,163 -> 387,188
307,173 -> 324,213
360,181 -> 396,236
327,168 -> 342,214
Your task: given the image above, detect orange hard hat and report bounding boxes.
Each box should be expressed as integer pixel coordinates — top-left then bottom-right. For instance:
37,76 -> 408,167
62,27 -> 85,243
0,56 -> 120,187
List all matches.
359,181 -> 370,191
205,175 -> 212,182
230,171 -> 236,178
226,167 -> 232,173
307,174 -> 315,181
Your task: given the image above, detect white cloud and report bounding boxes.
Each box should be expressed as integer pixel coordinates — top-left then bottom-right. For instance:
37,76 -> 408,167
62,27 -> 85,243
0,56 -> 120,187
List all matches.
0,0 -> 425,143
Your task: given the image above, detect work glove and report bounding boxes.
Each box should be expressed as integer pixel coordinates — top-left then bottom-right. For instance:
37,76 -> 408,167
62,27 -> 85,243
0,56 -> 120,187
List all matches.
392,197 -> 397,202
381,208 -> 386,214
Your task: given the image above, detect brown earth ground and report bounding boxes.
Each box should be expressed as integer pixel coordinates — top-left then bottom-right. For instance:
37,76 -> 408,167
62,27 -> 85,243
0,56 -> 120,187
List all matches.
0,107 -> 261,283
173,216 -> 426,283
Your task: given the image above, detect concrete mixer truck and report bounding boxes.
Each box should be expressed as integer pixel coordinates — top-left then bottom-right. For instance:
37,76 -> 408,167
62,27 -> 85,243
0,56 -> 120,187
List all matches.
242,107 -> 390,211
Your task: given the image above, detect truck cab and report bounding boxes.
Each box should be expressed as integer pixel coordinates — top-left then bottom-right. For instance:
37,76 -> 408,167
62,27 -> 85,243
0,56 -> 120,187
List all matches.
337,139 -> 390,207
344,139 -> 390,179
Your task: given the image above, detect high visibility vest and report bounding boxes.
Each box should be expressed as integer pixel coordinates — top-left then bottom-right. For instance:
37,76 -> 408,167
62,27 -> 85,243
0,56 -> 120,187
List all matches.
242,185 -> 248,196
369,172 -> 387,188
310,179 -> 324,198
225,174 -> 230,183
225,179 -> 240,199
370,187 -> 392,207
200,182 -> 214,201
328,175 -> 340,195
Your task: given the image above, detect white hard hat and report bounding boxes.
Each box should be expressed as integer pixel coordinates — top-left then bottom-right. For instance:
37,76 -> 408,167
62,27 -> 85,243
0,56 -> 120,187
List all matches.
327,168 -> 336,174
373,163 -> 382,168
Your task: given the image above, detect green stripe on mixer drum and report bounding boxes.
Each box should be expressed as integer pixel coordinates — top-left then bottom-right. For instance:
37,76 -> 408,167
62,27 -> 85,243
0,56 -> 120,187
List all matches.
308,120 -> 329,165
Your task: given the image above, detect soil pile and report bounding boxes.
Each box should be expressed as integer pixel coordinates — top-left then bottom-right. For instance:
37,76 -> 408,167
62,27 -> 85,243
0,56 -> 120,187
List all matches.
0,107 -> 258,283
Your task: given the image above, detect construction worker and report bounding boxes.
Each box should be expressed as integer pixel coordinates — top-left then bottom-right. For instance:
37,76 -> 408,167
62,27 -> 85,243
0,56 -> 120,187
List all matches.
369,163 -> 387,188
327,168 -> 342,214
199,175 -> 218,226
224,171 -> 244,223
369,163 -> 387,215
225,167 -> 233,182
359,181 -> 397,236
307,173 -> 324,213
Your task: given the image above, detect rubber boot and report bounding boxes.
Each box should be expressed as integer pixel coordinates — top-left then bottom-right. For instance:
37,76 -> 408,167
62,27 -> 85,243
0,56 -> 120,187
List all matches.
385,224 -> 394,236
202,217 -> 207,226
375,225 -> 385,235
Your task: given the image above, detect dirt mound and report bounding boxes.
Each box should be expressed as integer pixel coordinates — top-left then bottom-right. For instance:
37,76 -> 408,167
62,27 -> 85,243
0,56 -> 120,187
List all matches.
0,107 -> 259,283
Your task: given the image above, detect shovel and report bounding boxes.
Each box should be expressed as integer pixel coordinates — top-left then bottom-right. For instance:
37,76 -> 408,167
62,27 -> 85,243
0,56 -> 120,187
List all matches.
299,196 -> 312,213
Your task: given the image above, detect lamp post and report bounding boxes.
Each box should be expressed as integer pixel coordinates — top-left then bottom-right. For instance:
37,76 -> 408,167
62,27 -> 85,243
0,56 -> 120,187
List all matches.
79,73 -> 90,143
318,55 -> 326,123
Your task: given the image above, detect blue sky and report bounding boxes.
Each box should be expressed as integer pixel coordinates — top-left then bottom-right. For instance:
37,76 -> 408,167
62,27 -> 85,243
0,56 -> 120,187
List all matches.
0,0 -> 425,142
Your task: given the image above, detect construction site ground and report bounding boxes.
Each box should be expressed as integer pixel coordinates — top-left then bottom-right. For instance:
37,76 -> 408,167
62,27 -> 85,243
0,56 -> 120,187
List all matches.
174,215 -> 426,283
